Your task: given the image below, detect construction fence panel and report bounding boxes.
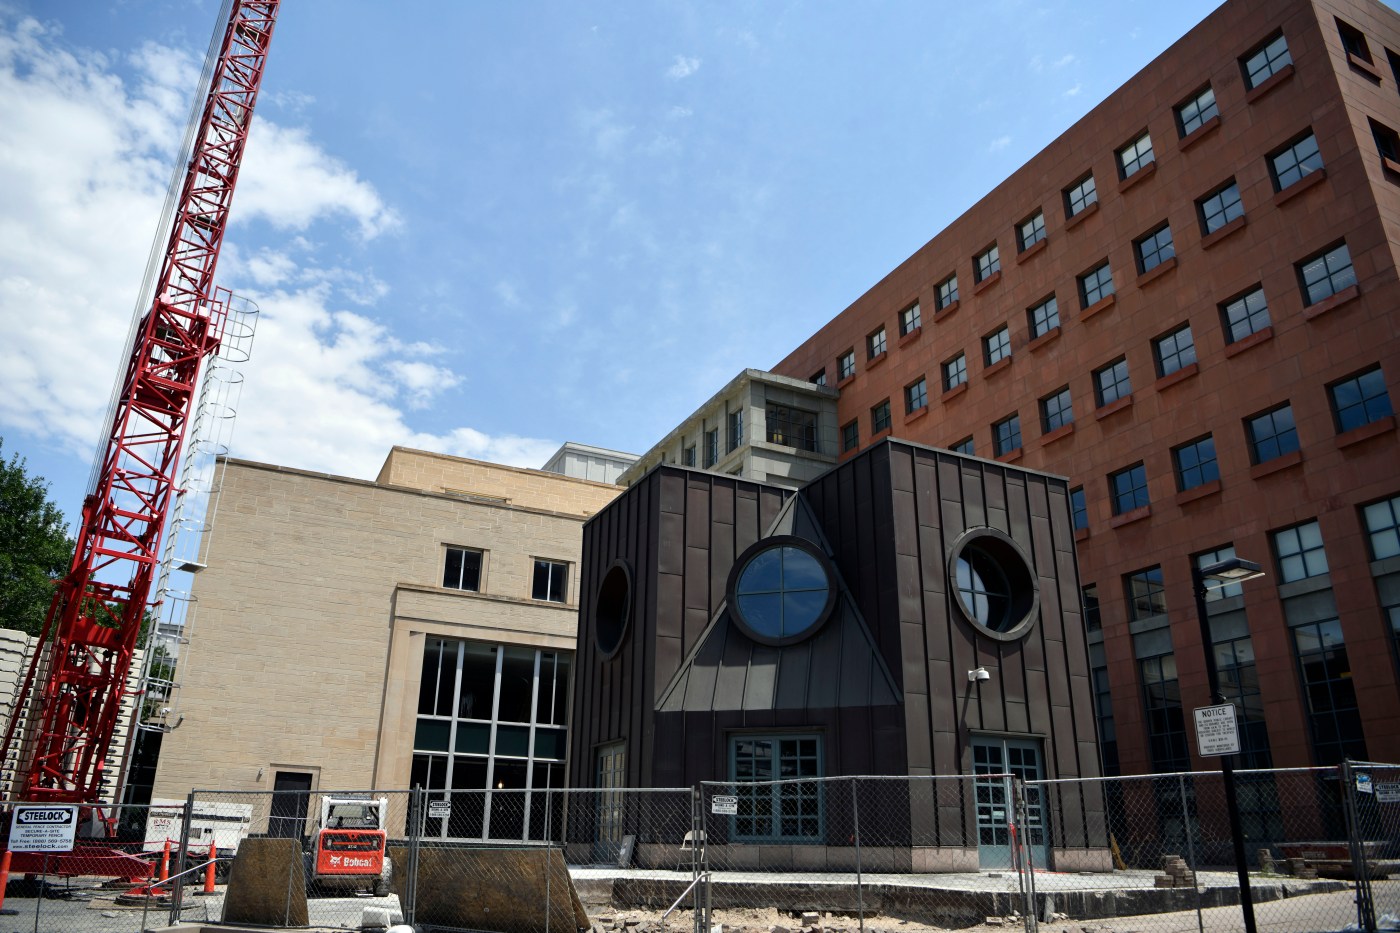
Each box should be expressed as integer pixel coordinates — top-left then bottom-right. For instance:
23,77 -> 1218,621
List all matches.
1347,762 -> 1400,931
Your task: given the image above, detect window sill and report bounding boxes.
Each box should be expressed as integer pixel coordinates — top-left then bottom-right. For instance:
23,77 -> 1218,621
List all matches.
1136,256 -> 1178,288
1041,423 -> 1075,446
1336,414 -> 1396,449
1074,526 -> 1091,543
1109,505 -> 1151,529
905,405 -> 930,425
995,447 -> 1023,463
1175,479 -> 1222,507
1272,168 -> 1327,207
1027,326 -> 1062,353
867,350 -> 888,369
1348,52 -> 1384,81
1094,395 -> 1134,421
836,373 -> 856,389
1016,238 -> 1048,264
1383,156 -> 1400,177
1154,362 -> 1199,392
972,270 -> 1003,295
1245,63 -> 1295,104
933,300 -> 960,323
1065,200 -> 1099,231
1178,115 -> 1221,152
1118,160 -> 1157,194
898,326 -> 922,348
1081,293 -> 1116,321
870,428 -> 892,445
1250,448 -> 1303,479
1303,283 -> 1360,321
983,356 -> 1012,379
943,382 -> 968,401
1223,326 -> 1273,358
1200,215 -> 1246,250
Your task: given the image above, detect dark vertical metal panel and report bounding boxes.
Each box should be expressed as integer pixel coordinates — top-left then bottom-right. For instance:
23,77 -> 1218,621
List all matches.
742,643 -> 779,710
710,479 -> 736,614
758,486 -> 785,532
774,637 -> 810,709
836,609 -> 872,707
985,467 -> 1009,535
959,462 -> 985,528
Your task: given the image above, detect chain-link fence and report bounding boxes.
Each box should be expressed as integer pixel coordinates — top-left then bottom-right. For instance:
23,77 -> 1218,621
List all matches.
0,763 -> 1394,933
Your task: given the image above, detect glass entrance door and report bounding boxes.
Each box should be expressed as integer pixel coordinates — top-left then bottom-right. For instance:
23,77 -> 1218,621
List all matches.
973,737 -> 1049,870
594,742 -> 626,864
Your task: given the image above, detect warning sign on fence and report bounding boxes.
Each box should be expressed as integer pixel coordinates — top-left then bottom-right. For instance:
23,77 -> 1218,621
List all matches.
711,795 -> 738,815
8,805 -> 78,852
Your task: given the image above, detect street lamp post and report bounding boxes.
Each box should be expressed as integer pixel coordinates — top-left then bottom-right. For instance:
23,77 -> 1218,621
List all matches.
1191,557 -> 1267,933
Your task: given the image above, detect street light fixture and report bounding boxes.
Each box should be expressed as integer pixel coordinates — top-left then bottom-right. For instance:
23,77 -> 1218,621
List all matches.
1191,555 -> 1267,933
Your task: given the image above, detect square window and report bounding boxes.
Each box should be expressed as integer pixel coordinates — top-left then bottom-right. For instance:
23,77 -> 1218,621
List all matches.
1198,181 -> 1244,234
704,428 -> 720,466
1297,242 -> 1356,305
1094,357 -> 1132,407
1018,212 -> 1046,251
1337,18 -> 1372,63
683,445 -> 696,467
983,326 -> 1011,366
950,436 -> 974,455
1041,386 -> 1074,432
1362,494 -> 1400,560
1328,365 -> 1393,433
765,404 -> 817,451
1027,295 -> 1059,339
1079,261 -> 1115,308
1118,132 -> 1155,178
871,399 -> 892,434
810,369 -> 827,386
1065,173 -> 1098,217
899,303 -> 922,336
868,327 -> 887,359
443,546 -> 483,591
1176,86 -> 1219,136
1269,132 -> 1324,190
1153,325 -> 1196,377
532,558 -> 568,602
837,349 -> 856,381
1220,286 -> 1271,343
1109,462 -> 1149,515
1242,33 -> 1292,89
1172,435 -> 1219,491
841,420 -> 859,452
905,377 -> 928,413
936,274 -> 959,309
1134,224 -> 1175,273
1246,403 -> 1299,463
1272,520 -> 1329,582
1125,566 -> 1166,620
993,413 -> 1022,456
943,353 -> 968,391
1370,118 -> 1400,162
974,244 -> 1001,282
729,734 -> 823,840
1071,487 -> 1088,530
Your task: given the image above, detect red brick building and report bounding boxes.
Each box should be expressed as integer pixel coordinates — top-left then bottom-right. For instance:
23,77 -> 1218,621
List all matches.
772,0 -> 1400,780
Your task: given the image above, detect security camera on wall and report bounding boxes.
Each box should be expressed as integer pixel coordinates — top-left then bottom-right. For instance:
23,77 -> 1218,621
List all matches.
968,667 -> 991,683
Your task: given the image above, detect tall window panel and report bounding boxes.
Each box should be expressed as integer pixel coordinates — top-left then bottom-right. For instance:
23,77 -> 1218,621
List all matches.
1292,619 -> 1368,765
1140,653 -> 1190,772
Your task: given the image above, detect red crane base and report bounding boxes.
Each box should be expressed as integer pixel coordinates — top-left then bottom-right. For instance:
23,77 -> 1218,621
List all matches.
8,846 -> 154,883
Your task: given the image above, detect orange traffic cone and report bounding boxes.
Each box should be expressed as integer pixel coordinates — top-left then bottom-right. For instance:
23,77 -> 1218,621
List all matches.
159,840 -> 170,883
203,841 -> 217,894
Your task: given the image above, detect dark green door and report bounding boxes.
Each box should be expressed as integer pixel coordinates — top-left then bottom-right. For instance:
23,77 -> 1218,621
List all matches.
973,738 -> 1049,870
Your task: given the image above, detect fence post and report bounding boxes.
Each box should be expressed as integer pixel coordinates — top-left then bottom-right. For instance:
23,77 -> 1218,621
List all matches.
693,786 -> 703,933
1178,773 -> 1205,933
168,791 -> 195,925
1340,761 -> 1377,933
406,785 -> 423,931
851,778 -> 865,933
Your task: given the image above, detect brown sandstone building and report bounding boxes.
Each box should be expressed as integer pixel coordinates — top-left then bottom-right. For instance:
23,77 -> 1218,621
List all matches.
768,0 -> 1400,801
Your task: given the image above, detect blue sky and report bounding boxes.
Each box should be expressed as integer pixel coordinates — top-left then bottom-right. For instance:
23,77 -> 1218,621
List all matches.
0,0 -> 1232,529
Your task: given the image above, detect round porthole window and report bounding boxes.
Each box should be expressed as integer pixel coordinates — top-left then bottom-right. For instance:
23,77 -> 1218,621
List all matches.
726,536 -> 837,646
948,528 -> 1039,641
594,560 -> 632,659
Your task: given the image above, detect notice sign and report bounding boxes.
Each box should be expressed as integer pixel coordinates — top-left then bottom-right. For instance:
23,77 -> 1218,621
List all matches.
427,800 -> 451,820
1375,782 -> 1400,803
9,805 -> 79,852
1193,703 -> 1241,757
711,795 -> 738,816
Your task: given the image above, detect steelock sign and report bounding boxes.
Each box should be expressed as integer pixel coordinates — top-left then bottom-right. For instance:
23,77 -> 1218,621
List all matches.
9,805 -> 79,852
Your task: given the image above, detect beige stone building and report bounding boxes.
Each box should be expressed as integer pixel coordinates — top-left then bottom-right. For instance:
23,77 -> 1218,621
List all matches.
149,446 -> 621,829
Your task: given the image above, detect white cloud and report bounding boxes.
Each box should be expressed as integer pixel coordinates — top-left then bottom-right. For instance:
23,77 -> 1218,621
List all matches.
988,135 -> 1012,152
494,280 -> 522,307
666,55 -> 701,80
1053,53 -> 1076,68
1064,82 -> 1083,98
0,14 -> 557,484
577,107 -> 632,157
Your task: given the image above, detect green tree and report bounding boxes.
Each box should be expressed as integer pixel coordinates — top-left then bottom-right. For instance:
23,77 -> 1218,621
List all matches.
0,439 -> 75,636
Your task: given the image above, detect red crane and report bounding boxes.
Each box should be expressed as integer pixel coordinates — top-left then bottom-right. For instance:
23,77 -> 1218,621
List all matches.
0,0 -> 279,873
